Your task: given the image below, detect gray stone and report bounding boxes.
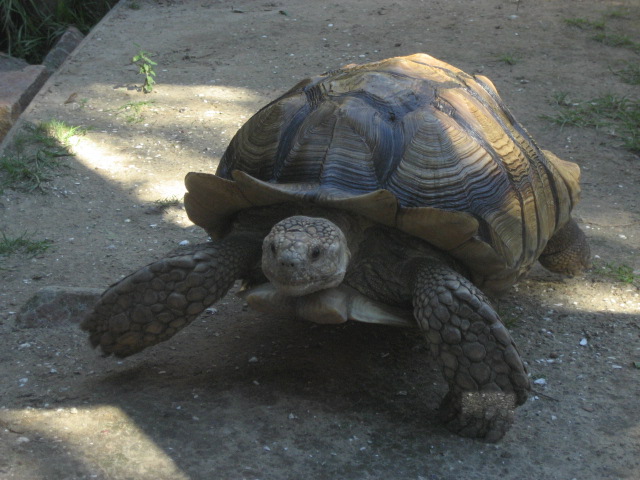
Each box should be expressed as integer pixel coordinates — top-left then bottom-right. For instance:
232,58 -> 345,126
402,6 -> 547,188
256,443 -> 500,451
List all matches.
42,26 -> 85,72
16,286 -> 102,328
0,56 -> 49,140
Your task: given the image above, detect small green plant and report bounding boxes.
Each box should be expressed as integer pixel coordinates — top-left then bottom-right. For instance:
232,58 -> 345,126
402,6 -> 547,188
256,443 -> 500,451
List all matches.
497,305 -> 521,329
551,92 -> 573,107
153,195 -> 182,210
37,119 -> 88,147
596,262 -> 639,285
563,12 -> 638,52
593,32 -> 638,50
613,62 -> 640,85
563,18 -> 605,30
132,47 -> 157,93
497,53 -> 519,66
0,231 -> 52,256
0,120 -> 86,192
603,8 -> 631,19
543,94 -> 640,152
116,100 -> 154,123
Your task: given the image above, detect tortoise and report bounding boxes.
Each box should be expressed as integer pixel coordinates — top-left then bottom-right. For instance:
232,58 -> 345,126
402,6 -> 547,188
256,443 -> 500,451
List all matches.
82,53 -> 590,441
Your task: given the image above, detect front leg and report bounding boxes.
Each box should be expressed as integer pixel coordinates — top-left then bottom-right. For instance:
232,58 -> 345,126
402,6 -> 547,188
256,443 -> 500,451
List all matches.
82,234 -> 262,357
412,263 -> 530,441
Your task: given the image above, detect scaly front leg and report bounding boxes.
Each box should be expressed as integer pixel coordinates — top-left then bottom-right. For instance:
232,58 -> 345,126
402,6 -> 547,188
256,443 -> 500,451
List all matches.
82,234 -> 262,357
412,263 -> 530,441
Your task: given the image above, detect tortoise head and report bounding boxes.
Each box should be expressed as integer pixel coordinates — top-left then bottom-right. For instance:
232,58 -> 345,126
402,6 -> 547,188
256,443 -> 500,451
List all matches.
261,216 -> 351,297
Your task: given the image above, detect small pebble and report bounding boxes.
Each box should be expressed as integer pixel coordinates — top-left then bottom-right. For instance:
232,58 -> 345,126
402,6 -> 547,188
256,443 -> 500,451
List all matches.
179,240 -> 190,246
533,378 -> 547,386
579,338 -> 588,346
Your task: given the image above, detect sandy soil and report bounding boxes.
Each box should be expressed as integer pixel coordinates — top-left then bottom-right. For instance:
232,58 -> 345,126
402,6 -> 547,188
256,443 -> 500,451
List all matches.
1,0 -> 639,479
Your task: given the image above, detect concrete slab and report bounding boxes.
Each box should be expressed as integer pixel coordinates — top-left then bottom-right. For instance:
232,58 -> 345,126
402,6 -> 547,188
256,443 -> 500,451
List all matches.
0,26 -> 84,141
0,61 -> 49,139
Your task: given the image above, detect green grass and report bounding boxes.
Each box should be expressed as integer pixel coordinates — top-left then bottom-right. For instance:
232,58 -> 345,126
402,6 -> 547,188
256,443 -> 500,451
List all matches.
603,8 -> 632,19
592,32 -> 639,50
0,231 -> 52,256
496,53 -> 520,66
543,94 -> 640,152
154,195 -> 182,210
0,0 -> 118,64
596,262 -> 639,285
0,120 -> 87,192
497,305 -> 521,329
563,17 -> 605,30
551,92 -> 573,107
563,13 -> 639,52
116,100 -> 155,123
35,120 -> 88,146
613,62 -> 640,85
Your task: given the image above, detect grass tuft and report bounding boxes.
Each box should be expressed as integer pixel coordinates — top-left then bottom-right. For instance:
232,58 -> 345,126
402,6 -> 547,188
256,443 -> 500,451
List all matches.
496,53 -> 520,66
543,94 -> 640,152
612,62 -> 640,85
0,120 -> 87,192
595,262 -> 639,286
592,32 -> 639,50
563,17 -> 605,30
116,101 -> 155,123
153,196 -> 182,211
0,231 -> 52,257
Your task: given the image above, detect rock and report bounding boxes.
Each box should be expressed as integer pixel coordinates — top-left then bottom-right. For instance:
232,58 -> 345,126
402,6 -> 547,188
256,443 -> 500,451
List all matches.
0,55 -> 49,140
42,26 -> 85,72
0,27 -> 84,142
16,286 -> 102,328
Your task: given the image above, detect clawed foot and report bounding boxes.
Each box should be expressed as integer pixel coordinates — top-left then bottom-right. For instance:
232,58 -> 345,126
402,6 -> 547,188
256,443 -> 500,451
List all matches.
439,390 -> 518,442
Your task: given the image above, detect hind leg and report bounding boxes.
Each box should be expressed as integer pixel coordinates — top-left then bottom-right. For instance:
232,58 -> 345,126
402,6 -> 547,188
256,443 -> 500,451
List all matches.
539,218 -> 591,275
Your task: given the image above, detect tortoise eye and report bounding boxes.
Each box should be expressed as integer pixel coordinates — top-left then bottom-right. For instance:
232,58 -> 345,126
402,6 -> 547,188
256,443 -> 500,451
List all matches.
311,246 -> 321,260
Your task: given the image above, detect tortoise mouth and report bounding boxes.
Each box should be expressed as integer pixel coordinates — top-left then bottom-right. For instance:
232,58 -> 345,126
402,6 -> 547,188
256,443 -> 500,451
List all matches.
267,271 -> 345,297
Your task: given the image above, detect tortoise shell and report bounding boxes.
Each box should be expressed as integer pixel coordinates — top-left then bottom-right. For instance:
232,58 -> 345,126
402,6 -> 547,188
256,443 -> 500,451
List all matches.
185,53 -> 582,294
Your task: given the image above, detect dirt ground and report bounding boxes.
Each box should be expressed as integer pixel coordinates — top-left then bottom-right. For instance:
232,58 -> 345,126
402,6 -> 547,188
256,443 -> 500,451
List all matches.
1,0 -> 639,479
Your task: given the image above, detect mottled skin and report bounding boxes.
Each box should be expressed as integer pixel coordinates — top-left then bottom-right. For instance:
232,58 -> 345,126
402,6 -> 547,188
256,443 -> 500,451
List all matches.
84,235 -> 262,358
262,216 -> 350,296
82,209 -> 588,441
539,219 -> 591,275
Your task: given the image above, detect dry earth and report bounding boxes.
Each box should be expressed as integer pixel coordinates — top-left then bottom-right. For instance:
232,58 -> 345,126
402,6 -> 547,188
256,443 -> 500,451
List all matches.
1,0 -> 639,479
